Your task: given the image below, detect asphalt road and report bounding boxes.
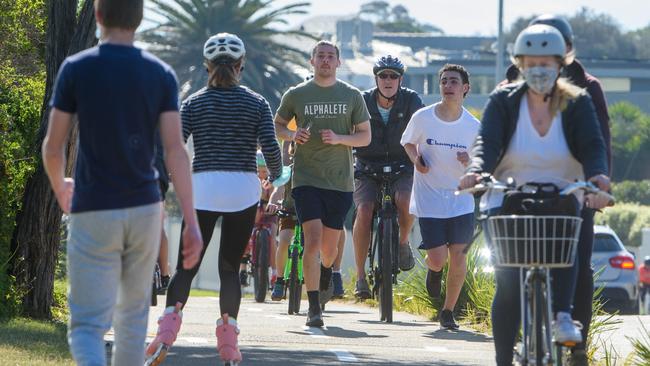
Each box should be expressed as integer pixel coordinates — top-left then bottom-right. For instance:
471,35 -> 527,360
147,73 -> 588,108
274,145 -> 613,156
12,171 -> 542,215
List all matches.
120,295 -> 497,365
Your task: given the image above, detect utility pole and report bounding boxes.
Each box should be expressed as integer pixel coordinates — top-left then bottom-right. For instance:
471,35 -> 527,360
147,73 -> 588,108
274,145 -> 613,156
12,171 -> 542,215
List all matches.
496,0 -> 504,85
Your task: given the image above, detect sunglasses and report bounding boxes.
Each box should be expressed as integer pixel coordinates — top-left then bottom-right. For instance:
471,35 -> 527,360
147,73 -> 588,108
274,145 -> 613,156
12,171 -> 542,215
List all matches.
377,73 -> 400,80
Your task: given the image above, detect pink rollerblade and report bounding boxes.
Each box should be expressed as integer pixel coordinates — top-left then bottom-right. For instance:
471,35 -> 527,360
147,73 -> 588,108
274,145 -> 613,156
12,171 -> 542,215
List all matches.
216,313 -> 242,366
145,302 -> 183,366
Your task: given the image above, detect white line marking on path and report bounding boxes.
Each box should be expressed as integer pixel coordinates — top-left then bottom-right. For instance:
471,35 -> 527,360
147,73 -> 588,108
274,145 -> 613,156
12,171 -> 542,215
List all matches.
246,307 -> 263,312
425,346 -> 451,352
265,314 -> 291,320
180,336 -> 209,344
329,349 -> 358,362
301,325 -> 330,339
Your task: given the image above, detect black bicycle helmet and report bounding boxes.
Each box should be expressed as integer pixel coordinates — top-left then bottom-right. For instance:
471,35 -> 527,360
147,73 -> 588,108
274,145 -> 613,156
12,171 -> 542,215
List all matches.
373,55 -> 405,76
529,14 -> 574,46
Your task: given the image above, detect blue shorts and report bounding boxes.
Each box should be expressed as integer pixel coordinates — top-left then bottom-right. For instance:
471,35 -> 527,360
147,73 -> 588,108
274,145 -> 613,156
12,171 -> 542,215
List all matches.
418,213 -> 475,250
292,186 -> 352,230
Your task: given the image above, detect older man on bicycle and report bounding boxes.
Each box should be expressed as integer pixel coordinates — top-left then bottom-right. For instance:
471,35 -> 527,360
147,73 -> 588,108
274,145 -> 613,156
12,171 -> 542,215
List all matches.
352,55 -> 424,299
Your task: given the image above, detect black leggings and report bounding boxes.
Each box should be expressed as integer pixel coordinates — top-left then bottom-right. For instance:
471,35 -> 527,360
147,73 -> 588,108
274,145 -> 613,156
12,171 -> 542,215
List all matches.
166,204 -> 257,319
571,208 -> 595,351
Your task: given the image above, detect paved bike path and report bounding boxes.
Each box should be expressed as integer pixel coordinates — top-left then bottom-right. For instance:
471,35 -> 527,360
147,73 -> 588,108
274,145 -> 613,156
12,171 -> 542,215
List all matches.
105,295 -> 497,365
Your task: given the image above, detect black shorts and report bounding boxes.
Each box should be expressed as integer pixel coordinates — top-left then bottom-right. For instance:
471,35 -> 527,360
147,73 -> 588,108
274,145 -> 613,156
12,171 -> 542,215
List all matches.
292,186 -> 352,230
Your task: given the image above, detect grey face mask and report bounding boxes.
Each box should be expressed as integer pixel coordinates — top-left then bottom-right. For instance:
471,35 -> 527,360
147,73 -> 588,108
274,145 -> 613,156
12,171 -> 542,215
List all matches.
522,66 -> 559,95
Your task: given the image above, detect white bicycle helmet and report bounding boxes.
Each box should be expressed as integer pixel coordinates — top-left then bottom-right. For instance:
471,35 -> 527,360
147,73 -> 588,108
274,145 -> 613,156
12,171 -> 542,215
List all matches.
203,33 -> 246,62
513,24 -> 566,58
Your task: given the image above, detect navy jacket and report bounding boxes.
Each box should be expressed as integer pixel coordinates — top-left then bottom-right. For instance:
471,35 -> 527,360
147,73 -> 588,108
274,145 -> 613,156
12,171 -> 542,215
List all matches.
468,82 -> 608,180
505,60 -> 611,173
356,87 -> 424,167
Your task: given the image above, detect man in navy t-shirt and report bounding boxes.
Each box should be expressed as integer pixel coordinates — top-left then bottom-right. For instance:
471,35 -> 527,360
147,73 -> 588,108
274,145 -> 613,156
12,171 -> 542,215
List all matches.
42,1 -> 202,364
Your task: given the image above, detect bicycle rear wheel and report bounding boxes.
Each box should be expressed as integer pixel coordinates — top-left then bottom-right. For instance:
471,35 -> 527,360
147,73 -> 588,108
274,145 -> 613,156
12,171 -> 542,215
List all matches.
378,218 -> 393,323
253,230 -> 270,303
287,246 -> 302,314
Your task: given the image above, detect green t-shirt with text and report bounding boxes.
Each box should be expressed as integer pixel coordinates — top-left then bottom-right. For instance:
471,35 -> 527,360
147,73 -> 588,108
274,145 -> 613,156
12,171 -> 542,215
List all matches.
277,80 -> 370,192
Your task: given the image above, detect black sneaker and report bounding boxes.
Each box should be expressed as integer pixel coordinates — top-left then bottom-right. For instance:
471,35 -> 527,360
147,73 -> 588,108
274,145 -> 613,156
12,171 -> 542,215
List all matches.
319,265 -> 333,291
306,308 -> 324,327
354,278 -> 371,300
439,309 -> 459,330
426,269 -> 442,298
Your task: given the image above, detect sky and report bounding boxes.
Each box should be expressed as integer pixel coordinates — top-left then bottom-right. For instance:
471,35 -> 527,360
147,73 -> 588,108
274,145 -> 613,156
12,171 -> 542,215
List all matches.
269,0 -> 650,36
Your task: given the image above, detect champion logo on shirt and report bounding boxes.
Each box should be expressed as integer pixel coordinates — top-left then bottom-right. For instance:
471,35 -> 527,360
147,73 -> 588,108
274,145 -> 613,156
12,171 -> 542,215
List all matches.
304,102 -> 348,119
426,138 -> 467,150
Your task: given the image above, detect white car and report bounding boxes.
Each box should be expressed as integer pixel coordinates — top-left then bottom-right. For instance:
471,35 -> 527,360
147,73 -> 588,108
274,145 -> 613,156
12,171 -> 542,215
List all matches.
592,225 -> 640,314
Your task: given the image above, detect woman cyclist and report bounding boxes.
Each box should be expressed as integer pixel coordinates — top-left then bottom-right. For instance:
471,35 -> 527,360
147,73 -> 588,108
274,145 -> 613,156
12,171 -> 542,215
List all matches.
146,33 -> 281,365
459,24 -> 610,366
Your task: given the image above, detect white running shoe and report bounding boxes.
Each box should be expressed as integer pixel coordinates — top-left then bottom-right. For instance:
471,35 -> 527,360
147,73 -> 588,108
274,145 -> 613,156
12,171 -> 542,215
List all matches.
553,311 -> 582,345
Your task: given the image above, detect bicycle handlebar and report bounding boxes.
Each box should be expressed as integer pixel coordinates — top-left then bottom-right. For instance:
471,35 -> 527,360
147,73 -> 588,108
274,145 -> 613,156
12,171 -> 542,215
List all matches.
455,175 -> 615,206
560,181 -> 615,206
455,174 -> 513,196
354,162 -> 409,181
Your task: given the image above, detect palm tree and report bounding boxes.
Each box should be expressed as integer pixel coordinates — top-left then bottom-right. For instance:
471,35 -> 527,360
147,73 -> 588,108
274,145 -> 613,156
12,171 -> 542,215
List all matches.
140,0 -> 314,107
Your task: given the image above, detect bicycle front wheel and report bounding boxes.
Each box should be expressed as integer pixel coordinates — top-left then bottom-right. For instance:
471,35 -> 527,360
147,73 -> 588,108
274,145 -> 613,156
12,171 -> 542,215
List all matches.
253,230 -> 270,303
378,218 -> 393,323
287,246 -> 302,314
530,274 -> 548,366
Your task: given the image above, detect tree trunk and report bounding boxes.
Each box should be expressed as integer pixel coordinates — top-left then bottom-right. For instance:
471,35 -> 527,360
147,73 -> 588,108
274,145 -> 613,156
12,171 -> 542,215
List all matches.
11,0 -> 95,319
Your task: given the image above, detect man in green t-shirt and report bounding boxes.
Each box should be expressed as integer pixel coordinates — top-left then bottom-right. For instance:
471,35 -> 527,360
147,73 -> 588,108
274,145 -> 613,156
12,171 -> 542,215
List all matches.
275,40 -> 371,327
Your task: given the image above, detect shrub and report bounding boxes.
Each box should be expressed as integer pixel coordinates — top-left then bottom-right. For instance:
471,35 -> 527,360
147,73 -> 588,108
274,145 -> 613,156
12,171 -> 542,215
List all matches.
596,203 -> 650,248
612,180 -> 650,205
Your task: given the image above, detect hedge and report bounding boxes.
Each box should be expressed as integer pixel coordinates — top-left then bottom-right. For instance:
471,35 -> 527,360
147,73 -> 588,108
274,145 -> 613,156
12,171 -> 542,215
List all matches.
595,203 -> 650,248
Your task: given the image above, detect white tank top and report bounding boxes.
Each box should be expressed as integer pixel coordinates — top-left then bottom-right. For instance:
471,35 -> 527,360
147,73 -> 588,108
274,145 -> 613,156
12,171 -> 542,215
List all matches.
481,95 -> 584,211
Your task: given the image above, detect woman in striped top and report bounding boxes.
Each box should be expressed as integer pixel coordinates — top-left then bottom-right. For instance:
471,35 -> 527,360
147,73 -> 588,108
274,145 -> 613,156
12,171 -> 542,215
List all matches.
146,33 -> 281,366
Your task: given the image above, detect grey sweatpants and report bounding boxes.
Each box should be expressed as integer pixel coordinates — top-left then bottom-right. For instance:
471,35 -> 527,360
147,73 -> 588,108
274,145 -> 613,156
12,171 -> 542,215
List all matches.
67,202 -> 162,366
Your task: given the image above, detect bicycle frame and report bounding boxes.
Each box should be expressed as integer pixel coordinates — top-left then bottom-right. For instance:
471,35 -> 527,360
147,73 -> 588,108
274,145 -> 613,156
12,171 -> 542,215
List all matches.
358,163 -> 406,322
283,223 -> 304,282
368,176 -> 399,287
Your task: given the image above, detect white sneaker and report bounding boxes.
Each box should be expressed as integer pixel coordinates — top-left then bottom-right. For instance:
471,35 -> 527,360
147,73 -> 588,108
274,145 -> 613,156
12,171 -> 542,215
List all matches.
553,312 -> 582,345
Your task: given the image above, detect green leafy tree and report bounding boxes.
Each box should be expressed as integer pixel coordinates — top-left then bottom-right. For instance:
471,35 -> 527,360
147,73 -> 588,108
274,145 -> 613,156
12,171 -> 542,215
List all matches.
505,8 -> 640,60
0,0 -> 45,318
358,1 -> 443,34
626,25 -> 650,60
609,102 -> 650,181
11,0 -> 97,319
140,0 -> 313,107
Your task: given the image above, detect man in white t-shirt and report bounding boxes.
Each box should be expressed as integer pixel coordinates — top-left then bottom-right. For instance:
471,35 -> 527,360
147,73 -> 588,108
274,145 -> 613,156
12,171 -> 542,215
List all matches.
400,64 -> 480,330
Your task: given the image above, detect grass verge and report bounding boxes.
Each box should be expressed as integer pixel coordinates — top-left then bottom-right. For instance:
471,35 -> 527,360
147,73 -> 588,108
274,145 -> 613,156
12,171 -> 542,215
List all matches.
0,318 -> 74,365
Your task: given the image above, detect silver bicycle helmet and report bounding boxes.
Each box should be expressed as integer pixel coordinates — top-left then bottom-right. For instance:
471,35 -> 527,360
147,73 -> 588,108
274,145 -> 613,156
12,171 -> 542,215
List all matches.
203,33 -> 246,62
513,24 -> 566,58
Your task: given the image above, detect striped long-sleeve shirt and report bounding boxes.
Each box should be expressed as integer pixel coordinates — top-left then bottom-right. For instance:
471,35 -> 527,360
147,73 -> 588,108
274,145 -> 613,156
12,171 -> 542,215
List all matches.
180,86 -> 282,180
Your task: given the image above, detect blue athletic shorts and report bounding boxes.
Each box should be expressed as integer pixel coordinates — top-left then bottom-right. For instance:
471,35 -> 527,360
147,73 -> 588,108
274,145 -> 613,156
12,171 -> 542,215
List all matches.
418,213 -> 475,249
292,186 -> 352,230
